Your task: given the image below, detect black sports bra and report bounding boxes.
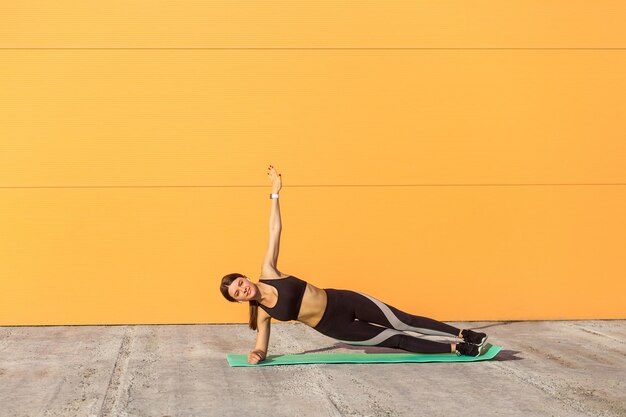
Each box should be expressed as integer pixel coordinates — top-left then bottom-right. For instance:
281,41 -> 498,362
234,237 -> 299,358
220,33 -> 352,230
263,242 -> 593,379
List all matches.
258,275 -> 308,321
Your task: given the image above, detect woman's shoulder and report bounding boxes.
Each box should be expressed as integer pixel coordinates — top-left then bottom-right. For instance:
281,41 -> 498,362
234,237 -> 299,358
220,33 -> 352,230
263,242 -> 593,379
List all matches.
259,265 -> 290,280
258,272 -> 291,280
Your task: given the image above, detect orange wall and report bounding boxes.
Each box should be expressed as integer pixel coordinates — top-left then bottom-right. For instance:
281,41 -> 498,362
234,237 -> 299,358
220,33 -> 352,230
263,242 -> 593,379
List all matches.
1,2 -> 625,325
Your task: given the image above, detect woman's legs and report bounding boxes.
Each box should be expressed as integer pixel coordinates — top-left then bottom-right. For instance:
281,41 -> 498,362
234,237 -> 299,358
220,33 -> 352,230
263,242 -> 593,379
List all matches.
336,320 -> 455,354
352,291 -> 462,337
314,289 -> 459,354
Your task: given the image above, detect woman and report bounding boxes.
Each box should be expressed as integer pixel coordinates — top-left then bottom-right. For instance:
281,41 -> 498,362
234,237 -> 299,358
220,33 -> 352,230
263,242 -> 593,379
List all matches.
220,165 -> 488,364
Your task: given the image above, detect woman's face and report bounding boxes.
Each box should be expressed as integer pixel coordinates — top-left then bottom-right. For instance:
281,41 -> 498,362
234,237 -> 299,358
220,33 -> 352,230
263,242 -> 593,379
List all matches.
227,276 -> 257,302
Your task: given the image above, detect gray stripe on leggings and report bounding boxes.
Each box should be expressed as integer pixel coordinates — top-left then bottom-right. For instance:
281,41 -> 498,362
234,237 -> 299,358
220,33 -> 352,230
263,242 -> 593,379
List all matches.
356,292 -> 453,337
337,328 -> 406,346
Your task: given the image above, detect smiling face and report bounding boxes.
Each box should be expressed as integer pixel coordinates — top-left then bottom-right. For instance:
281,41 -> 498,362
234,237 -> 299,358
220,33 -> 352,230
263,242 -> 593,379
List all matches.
227,276 -> 257,302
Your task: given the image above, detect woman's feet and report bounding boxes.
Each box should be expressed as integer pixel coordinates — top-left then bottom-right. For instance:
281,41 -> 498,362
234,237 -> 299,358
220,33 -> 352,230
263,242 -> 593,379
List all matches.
461,329 -> 488,347
455,342 -> 481,357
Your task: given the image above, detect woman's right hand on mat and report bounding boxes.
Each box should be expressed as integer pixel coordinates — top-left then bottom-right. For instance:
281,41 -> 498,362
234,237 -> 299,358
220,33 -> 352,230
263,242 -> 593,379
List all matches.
267,164 -> 282,193
248,349 -> 266,364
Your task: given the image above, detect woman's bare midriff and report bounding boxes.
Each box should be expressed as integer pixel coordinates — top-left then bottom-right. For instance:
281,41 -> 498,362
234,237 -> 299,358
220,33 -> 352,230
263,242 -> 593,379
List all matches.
296,283 -> 328,328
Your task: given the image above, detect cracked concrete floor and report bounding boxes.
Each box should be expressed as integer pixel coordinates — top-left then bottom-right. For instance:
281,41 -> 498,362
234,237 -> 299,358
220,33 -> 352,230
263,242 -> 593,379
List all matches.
0,320 -> 625,417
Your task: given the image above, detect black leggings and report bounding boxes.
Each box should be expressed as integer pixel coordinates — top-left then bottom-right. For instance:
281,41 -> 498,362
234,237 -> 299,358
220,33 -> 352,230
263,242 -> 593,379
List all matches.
313,289 -> 461,354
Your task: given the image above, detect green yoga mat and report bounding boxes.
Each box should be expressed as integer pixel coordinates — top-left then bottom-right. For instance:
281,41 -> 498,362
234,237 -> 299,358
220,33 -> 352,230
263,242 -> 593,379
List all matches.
227,343 -> 502,367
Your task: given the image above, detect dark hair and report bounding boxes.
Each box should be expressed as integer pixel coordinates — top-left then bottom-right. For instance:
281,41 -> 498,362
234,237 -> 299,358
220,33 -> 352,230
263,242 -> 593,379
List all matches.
220,273 -> 259,331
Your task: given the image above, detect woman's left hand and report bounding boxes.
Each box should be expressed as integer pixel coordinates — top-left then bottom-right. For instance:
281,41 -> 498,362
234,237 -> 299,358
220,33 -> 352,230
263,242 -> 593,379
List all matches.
267,164 -> 282,193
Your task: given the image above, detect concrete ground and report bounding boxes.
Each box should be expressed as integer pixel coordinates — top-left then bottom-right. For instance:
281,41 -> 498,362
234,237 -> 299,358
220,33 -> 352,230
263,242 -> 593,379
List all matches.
0,320 -> 625,417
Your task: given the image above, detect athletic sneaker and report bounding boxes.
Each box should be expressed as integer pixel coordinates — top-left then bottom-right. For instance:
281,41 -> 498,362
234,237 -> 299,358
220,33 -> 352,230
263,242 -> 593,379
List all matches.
455,342 -> 481,357
461,329 -> 488,347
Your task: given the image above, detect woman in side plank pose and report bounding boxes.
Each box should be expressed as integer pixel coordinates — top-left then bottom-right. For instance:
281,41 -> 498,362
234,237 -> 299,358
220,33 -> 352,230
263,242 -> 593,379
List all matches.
220,165 -> 488,364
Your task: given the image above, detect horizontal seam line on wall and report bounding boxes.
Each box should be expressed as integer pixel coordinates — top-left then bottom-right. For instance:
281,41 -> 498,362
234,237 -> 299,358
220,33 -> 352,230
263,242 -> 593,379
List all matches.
1,47 -> 626,50
0,184 -> 625,189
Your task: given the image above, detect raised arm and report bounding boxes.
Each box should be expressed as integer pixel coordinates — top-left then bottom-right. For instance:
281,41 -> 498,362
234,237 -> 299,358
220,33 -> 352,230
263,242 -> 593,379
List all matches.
262,165 -> 283,275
